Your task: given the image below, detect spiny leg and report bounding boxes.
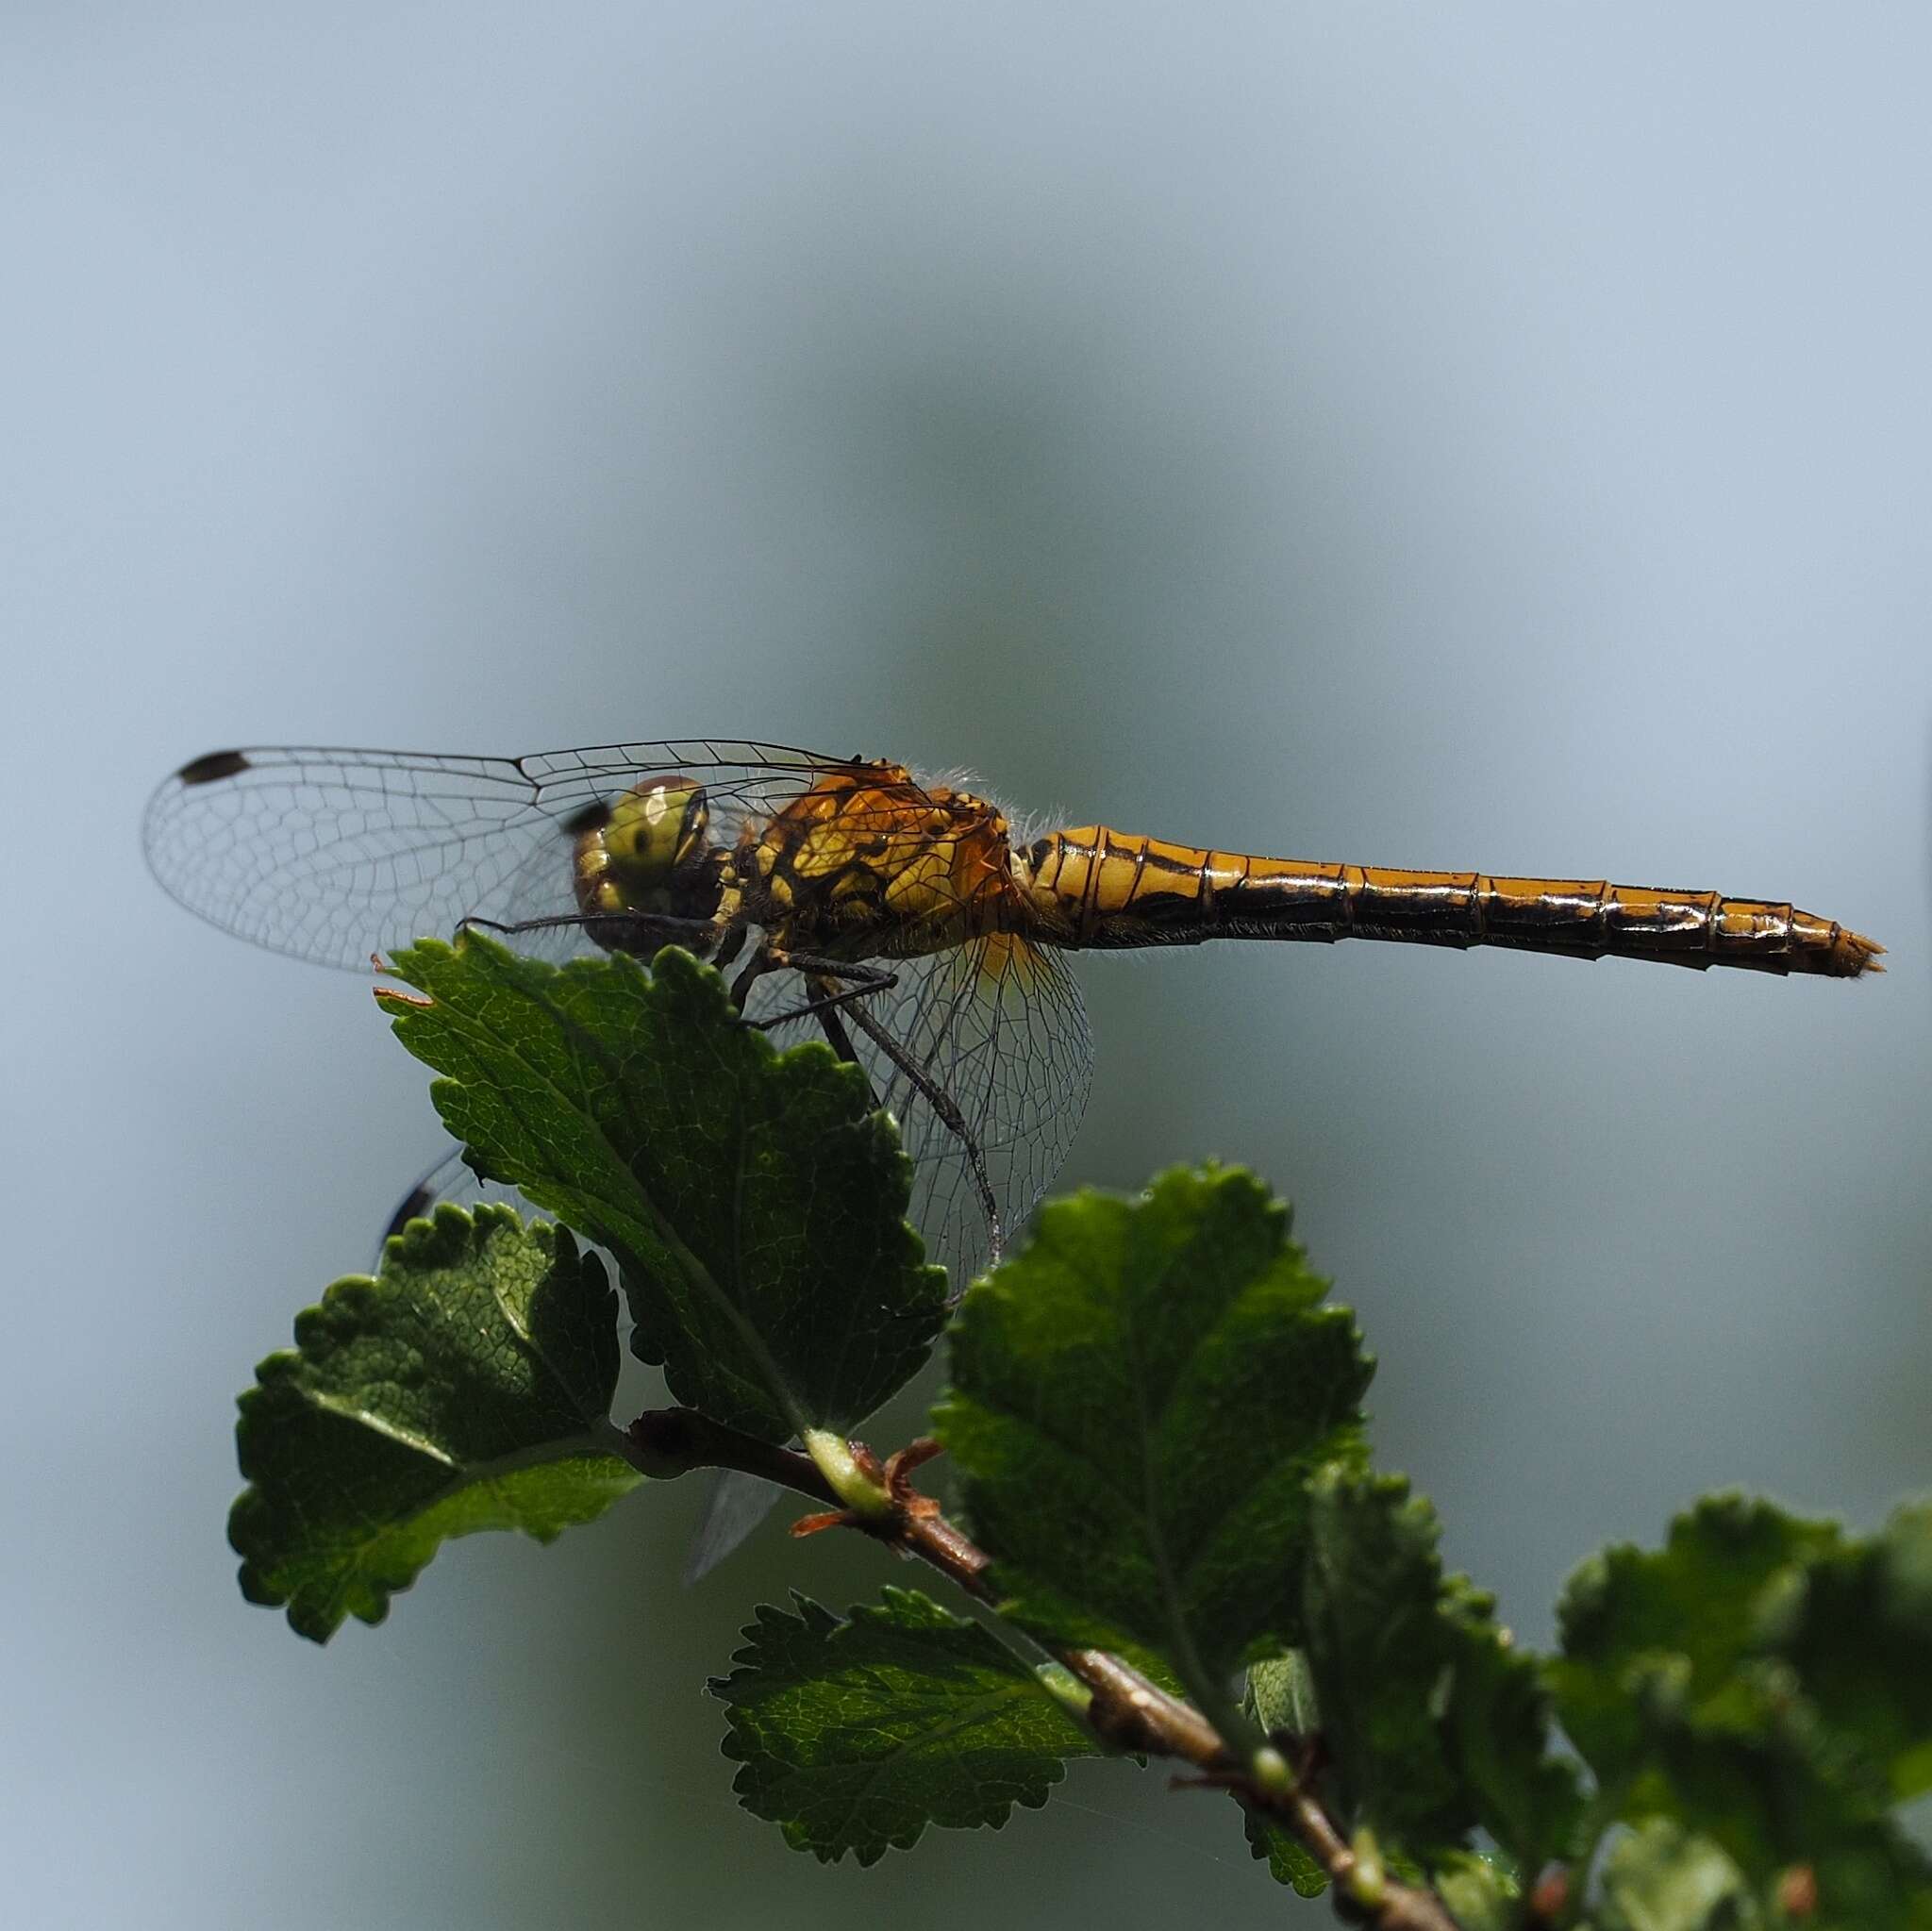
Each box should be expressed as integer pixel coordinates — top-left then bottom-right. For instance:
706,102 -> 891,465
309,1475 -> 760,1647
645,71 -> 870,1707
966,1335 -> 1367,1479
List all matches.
736,951 -> 900,1033
809,992 -> 871,1094
458,909 -> 721,954
730,948 -> 1002,1276
727,948 -> 884,1094
725,946 -> 882,1098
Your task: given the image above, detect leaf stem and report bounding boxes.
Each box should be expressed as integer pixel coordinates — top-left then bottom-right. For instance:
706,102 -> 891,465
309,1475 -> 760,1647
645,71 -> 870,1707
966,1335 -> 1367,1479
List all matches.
623,1407 -> 1458,1931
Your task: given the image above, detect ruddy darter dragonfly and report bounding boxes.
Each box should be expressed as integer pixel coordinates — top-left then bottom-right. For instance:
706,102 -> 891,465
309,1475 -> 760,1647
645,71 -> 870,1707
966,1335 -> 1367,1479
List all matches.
145,740 -> 1882,1282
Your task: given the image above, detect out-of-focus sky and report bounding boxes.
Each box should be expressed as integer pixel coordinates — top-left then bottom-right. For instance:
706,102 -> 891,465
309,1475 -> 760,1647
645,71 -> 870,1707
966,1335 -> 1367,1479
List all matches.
4,7 -> 1927,1926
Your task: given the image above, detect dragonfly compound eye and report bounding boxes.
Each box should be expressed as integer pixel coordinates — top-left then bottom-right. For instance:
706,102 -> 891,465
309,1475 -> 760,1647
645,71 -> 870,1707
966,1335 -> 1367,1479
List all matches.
572,774 -> 719,928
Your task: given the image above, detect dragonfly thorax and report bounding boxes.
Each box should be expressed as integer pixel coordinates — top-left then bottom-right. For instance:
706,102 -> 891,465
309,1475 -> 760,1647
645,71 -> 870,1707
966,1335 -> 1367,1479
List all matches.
739,766 -> 1024,962
572,775 -> 726,953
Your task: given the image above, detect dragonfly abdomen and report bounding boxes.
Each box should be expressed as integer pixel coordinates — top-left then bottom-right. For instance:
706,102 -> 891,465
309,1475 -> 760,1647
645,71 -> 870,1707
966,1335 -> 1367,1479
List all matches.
1020,828 -> 1881,977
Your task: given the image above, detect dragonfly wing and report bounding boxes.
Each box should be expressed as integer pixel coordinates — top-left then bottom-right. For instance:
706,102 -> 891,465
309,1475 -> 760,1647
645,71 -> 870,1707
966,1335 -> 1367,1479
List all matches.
891,937 -> 1092,1281
682,1470 -> 787,1583
745,935 -> 1092,1284
142,741 -> 850,972
370,1144 -> 525,1269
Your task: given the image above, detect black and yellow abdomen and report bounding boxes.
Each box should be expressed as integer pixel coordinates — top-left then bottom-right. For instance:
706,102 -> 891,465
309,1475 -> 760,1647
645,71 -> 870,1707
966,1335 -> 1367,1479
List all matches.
1019,825 -> 1882,977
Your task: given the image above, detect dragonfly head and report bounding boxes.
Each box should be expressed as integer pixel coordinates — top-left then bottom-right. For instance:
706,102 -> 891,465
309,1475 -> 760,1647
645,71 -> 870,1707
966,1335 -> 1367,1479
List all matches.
571,774 -> 725,952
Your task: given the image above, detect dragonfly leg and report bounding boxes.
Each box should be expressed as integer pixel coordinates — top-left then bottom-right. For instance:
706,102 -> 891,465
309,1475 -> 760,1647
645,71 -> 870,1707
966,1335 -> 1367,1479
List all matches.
729,946 -> 1004,1280
456,909 -> 720,956
808,997 -> 872,1096
728,948 -> 768,1009
710,919 -> 750,974
724,948 -> 880,1097
737,954 -> 900,1032
375,1148 -> 471,1268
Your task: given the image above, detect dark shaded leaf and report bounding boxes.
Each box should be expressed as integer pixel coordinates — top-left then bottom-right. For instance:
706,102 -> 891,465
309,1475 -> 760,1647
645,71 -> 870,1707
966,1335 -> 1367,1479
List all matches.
710,1588 -> 1099,1865
1555,1496 -> 1932,1929
1553,1493 -> 1840,1793
1300,1471 -> 1468,1858
1438,1576 -> 1584,1874
1242,1810 -> 1329,1897
231,1206 -> 639,1641
1753,1501 -> 1932,1802
1301,1472 -> 1580,1876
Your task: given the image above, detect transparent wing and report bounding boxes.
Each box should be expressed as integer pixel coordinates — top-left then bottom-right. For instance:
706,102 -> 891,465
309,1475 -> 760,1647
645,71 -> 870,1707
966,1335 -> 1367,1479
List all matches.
889,936 -> 1093,1280
683,1471 -> 786,1584
142,740 -> 850,972
743,932 -> 1092,1284
153,738 -> 1094,1273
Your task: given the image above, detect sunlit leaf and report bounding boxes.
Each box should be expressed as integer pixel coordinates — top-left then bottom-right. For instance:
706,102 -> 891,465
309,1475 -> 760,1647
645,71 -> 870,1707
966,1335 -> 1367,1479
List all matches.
379,938 -> 947,1442
935,1166 -> 1371,1703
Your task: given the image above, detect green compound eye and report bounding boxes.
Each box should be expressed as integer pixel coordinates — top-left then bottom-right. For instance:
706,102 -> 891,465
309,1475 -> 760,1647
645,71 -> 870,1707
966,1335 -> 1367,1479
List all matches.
575,775 -> 713,920
608,778 -> 708,891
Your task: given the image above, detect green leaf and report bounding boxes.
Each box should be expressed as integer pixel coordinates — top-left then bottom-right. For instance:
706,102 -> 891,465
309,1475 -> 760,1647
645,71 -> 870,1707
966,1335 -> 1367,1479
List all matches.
932,1166 -> 1372,1707
1299,1471 -> 1463,1852
1552,1493 -> 1841,1794
1245,1649 -> 1321,1740
1431,1850 -> 1523,1931
1238,1652 -> 1332,1893
1554,1496 -> 1932,1929
230,1206 -> 640,1641
1580,1658 -> 1932,1930
1438,1576 -> 1585,1873
1752,1502 -> 1932,1803
709,1587 -> 1100,1865
1593,1822 -> 1760,1931
1297,1472 -> 1581,1877
378,938 -> 948,1442
1299,1472 -> 1458,1862
1241,1811 -> 1329,1897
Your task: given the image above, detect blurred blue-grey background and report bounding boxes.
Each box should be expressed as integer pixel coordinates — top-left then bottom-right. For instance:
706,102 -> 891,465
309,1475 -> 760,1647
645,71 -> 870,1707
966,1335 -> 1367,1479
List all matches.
5,7 -> 1928,1925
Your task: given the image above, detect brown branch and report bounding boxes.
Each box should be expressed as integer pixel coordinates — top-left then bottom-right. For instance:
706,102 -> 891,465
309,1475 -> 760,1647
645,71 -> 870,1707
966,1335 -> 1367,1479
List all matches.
624,1408 -> 1459,1931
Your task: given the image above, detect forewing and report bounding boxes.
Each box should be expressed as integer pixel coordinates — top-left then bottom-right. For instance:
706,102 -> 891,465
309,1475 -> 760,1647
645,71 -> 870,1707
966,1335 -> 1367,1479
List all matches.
152,739 -> 1091,1287
746,935 -> 1092,1285
142,741 -> 841,971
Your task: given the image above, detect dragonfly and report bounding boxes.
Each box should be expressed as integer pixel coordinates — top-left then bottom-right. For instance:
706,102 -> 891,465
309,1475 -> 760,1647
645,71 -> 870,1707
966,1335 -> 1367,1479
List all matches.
147,740 -> 1881,1572
147,739 -> 1883,1282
